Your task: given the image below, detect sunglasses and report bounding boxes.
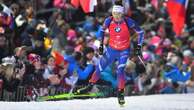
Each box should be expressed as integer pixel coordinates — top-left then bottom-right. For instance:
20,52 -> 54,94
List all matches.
31,55 -> 41,63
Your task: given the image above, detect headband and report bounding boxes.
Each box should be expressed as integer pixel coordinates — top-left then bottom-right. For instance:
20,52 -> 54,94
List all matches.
112,5 -> 124,13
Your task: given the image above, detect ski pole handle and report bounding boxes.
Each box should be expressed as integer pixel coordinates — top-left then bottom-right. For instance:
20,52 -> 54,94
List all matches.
99,43 -> 104,55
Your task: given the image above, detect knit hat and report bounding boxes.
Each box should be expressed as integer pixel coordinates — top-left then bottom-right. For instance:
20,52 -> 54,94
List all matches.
2,56 -> 16,66
163,38 -> 172,46
14,46 -> 27,56
142,51 -> 152,62
112,0 -> 124,13
51,51 -> 68,66
67,29 -> 77,41
83,47 -> 94,55
183,50 -> 193,57
150,36 -> 161,47
112,5 -> 124,13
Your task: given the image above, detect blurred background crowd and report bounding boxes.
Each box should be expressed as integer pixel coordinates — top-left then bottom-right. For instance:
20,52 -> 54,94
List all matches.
0,0 -> 193,101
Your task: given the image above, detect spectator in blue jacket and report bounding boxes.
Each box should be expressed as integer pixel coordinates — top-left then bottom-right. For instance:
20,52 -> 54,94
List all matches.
64,51 -> 94,81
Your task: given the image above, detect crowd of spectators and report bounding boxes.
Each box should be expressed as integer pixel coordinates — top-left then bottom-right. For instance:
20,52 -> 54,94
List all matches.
0,0 -> 193,101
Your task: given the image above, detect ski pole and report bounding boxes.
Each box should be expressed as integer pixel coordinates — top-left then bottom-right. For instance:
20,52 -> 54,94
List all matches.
137,55 -> 146,69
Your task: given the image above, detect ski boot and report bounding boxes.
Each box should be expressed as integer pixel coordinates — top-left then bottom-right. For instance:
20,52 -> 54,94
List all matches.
76,83 -> 94,94
118,89 -> 125,106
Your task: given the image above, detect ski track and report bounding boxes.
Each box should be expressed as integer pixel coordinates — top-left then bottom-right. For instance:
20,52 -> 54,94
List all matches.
0,94 -> 194,110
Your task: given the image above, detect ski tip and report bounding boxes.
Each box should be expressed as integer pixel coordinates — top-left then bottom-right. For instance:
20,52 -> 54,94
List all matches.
36,97 -> 46,102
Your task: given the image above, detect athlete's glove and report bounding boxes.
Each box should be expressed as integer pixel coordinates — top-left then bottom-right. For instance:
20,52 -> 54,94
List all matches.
135,45 -> 142,56
99,42 -> 104,55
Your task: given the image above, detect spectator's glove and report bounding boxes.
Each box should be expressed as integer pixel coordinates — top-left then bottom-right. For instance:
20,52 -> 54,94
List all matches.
99,42 -> 104,55
135,45 -> 142,56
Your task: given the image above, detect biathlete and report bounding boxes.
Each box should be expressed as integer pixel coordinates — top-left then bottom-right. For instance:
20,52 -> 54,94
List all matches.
77,0 -> 144,105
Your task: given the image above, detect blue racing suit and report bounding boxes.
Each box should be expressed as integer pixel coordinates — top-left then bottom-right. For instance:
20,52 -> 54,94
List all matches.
89,16 -> 144,90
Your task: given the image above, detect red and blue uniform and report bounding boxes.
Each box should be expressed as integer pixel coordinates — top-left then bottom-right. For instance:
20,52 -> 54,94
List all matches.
89,16 -> 144,90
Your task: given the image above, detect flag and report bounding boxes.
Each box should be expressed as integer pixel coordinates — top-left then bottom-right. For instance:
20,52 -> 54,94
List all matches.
53,0 -> 65,9
167,0 -> 188,36
71,0 -> 80,9
71,0 -> 97,13
151,0 -> 159,10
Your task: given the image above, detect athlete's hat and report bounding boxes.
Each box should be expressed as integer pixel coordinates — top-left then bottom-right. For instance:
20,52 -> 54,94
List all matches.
112,0 -> 124,13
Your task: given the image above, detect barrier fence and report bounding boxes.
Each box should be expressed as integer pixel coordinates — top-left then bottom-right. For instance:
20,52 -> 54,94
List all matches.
0,85 -> 125,101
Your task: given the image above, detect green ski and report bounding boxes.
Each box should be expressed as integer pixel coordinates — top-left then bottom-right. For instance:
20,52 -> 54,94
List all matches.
37,92 -> 104,101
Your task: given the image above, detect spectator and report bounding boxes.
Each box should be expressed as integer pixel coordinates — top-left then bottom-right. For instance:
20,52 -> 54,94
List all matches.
43,55 -> 60,86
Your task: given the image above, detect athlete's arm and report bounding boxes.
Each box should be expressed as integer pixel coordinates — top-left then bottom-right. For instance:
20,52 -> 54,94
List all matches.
98,17 -> 112,42
126,17 -> 144,46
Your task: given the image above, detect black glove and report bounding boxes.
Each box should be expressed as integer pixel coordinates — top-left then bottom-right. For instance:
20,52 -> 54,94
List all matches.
99,42 -> 104,55
135,45 -> 142,56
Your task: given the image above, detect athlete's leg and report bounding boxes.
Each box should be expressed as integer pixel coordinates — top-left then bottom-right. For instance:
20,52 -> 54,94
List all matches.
116,49 -> 129,105
89,47 -> 117,83
117,49 -> 129,90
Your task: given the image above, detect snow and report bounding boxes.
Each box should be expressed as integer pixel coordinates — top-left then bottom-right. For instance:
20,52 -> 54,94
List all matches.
1,94 -> 194,110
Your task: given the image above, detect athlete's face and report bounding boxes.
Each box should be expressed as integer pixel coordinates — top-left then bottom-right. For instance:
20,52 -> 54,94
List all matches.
112,12 -> 123,21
